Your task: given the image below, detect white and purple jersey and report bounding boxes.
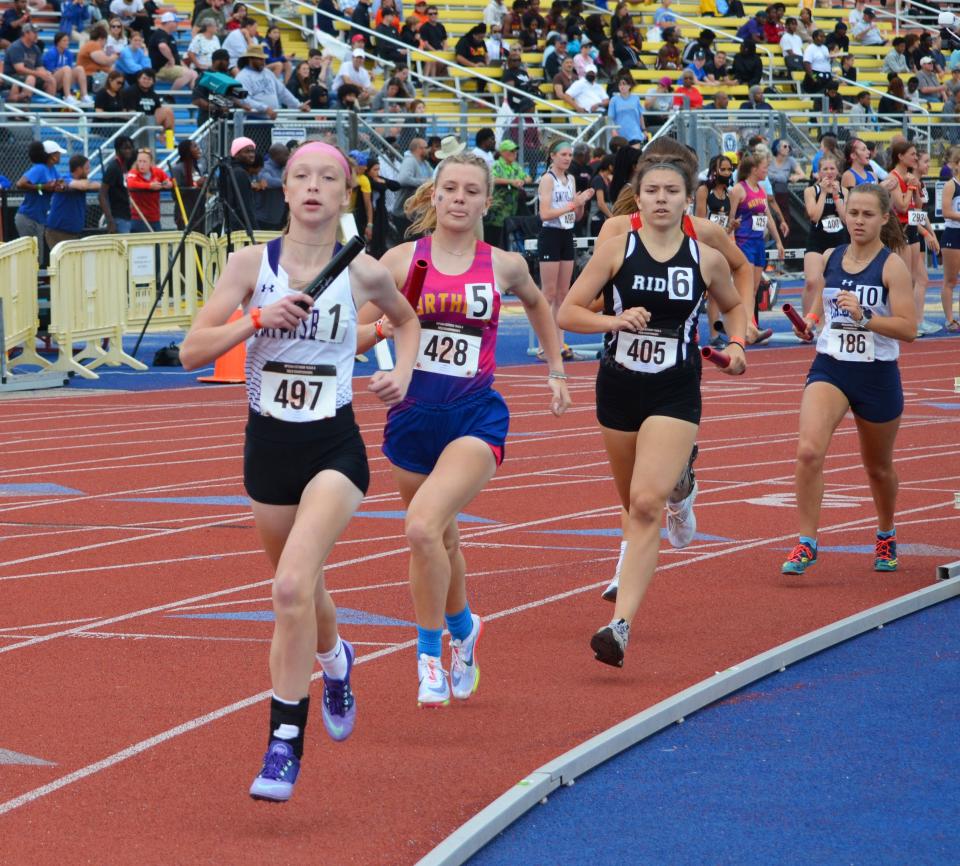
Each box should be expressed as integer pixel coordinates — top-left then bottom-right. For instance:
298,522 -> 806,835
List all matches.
404,236 -> 502,405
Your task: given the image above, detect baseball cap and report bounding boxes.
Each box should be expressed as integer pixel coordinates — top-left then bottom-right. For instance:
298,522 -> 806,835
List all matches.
352,47 -> 365,57
42,140 -> 68,155
159,11 -> 180,23
351,34 -> 366,43
230,136 -> 257,157
498,139 -> 518,151
583,63 -> 597,74
659,76 -> 673,87
348,149 -> 369,167
920,55 -> 934,64
22,23 -> 38,33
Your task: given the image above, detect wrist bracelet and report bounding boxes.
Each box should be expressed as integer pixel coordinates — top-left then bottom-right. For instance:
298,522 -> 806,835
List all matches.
250,307 -> 262,330
548,371 -> 568,380
807,312 -> 820,324
727,339 -> 745,350
374,319 -> 385,340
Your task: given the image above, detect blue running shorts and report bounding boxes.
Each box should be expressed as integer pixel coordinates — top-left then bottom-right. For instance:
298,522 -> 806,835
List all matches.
737,235 -> 767,268
383,388 -> 510,475
806,352 -> 903,424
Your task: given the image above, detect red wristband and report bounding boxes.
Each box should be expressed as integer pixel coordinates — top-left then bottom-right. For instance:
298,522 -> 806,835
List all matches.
250,307 -> 262,330
807,313 -> 820,324
374,319 -> 385,340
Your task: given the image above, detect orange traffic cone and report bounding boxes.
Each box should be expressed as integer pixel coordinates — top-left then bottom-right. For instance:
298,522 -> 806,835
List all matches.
197,309 -> 247,384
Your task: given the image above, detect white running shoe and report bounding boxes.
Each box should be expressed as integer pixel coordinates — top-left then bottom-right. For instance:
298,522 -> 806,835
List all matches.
450,614 -> 483,700
417,653 -> 450,708
666,480 -> 698,549
590,618 -> 630,668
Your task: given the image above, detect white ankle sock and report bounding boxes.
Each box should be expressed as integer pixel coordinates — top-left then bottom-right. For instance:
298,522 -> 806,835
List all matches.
317,637 -> 348,680
614,541 -> 628,578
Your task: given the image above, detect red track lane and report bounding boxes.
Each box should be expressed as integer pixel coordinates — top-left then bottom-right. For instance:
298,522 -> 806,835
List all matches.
0,342 -> 957,864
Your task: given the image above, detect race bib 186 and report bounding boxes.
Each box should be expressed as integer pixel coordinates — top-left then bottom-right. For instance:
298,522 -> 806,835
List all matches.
615,328 -> 679,373
416,323 -> 482,377
260,361 -> 337,421
829,322 -> 874,363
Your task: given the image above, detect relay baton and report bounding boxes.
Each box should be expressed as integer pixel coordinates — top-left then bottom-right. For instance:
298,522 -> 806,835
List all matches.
296,235 -> 366,310
701,346 -> 731,368
782,303 -> 812,339
403,259 -> 429,308
373,259 -> 428,371
755,327 -> 774,343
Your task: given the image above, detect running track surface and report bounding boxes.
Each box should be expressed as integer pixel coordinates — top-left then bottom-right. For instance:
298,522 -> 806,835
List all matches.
0,341 -> 957,865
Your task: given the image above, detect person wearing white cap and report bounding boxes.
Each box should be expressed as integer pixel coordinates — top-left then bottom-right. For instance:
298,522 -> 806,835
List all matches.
917,55 -> 948,102
14,139 -> 67,263
565,62 -> 608,112
149,11 -> 198,89
331,47 -> 375,105
236,43 -> 308,113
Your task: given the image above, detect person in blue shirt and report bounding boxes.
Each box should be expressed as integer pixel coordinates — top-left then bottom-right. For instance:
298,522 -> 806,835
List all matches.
15,139 -> 66,265
45,154 -> 101,251
41,30 -> 94,105
607,75 -> 645,141
60,0 -> 93,43
115,29 -> 152,84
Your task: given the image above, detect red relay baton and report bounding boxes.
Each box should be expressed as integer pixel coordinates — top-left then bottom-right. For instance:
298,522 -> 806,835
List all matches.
402,259 -> 428,309
700,346 -> 731,368
782,303 -> 812,339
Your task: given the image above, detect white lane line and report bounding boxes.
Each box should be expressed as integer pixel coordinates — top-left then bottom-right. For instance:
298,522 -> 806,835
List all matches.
0,497 -> 950,818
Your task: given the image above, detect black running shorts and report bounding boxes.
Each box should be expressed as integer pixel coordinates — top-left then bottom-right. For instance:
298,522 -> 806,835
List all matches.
595,357 -> 702,431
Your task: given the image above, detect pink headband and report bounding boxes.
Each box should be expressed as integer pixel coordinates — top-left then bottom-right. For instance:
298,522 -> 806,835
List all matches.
286,141 -> 351,180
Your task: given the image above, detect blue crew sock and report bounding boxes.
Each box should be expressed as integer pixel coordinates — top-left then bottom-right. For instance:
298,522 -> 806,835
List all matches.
416,626 -> 443,659
445,605 -> 474,642
878,528 -> 896,539
799,535 -> 817,551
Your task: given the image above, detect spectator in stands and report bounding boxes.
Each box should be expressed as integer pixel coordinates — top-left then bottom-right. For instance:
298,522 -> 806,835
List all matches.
612,26 -> 640,71
567,63 -> 610,114
149,12 -> 197,90
739,83 -> 772,110
552,56 -> 578,109
838,52 -> 856,83
656,27 -> 681,71
516,14 -> 538,50
194,0 -> 226,36
187,17 -> 221,70
99,135 -> 135,233
331,46 -> 375,106
455,24 -> 489,91
5,24 -> 50,102
121,68 -> 175,136
710,89 -> 729,109
796,7 -> 815,45
945,68 -> 960,115
77,23 -> 119,86
392,136 -> 431,238
607,74 -> 644,140
764,5 -> 784,45
916,57 -> 946,103
883,37 -> 909,77
471,127 -> 497,166
732,37 -> 763,87
706,48 -> 733,84
15,140 -> 66,263
682,29 -> 714,67
684,51 -> 709,82
849,89 -> 879,134
110,0 -> 150,35
652,0 -> 676,34
0,0 -> 30,51
501,0 -> 525,38
375,9 -> 406,65
262,25 -> 293,81
851,8 -> 884,47
878,76 -> 909,124
42,31 -> 94,105
314,0 -> 341,38
288,49 -> 333,108
524,0 -> 545,33
411,0 -> 430,25
45,154 -> 100,249
673,68 -> 704,108
251,142 -> 288,230
825,21 -> 849,54
780,17 -> 804,73
802,29 -> 833,92
61,0 -> 94,44
904,33 -> 923,72
543,34 -> 569,78
737,10 -> 765,42
484,0 -> 506,30
485,138 -> 528,248
115,28 -> 151,82
643,76 -> 674,129
223,16 -> 257,72
387,62 -> 415,97
348,0 -> 371,44
929,36 -> 947,73
583,13 -> 605,49
375,0 -> 401,33
596,38 -> 622,79
94,68 -> 125,110
419,5 -> 448,77
225,2 -> 249,31
106,18 -> 129,56
237,44 -> 307,113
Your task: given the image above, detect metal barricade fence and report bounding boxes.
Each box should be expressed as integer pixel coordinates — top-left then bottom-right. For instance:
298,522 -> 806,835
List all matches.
47,236 -> 147,380
0,236 -> 50,373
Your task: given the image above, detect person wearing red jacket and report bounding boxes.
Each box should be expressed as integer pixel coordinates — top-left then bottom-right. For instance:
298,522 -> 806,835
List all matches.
126,148 -> 172,231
